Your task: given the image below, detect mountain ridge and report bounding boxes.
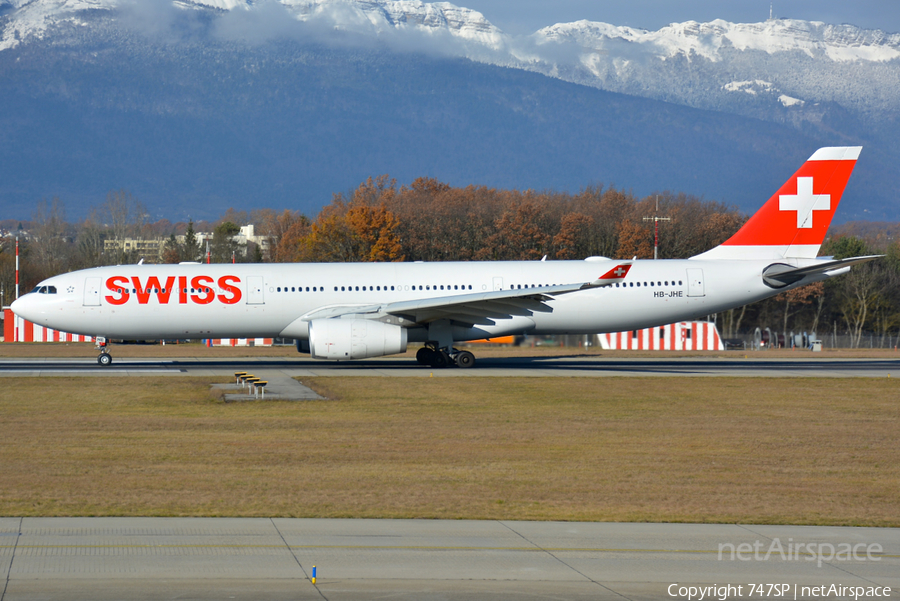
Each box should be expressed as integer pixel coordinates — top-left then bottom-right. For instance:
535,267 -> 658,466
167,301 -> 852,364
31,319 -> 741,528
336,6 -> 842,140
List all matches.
0,0 -> 897,221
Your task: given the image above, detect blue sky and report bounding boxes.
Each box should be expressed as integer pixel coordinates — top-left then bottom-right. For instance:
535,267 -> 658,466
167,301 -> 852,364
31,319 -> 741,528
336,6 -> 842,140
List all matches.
462,1 -> 900,35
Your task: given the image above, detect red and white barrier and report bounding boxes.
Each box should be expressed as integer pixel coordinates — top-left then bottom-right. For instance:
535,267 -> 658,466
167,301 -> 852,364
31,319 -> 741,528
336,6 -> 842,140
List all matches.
598,321 -> 723,351
2,310 -> 273,346
208,338 -> 274,347
2,309 -> 94,343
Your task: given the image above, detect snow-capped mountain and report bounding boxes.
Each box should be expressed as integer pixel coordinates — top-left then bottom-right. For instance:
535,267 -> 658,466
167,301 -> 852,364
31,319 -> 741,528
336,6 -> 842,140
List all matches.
3,0 -> 899,122
0,0 -> 506,51
518,18 -> 900,123
0,0 -> 898,220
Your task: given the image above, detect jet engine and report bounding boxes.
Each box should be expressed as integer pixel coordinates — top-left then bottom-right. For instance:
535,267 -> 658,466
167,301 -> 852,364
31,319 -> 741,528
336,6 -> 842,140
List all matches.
308,319 -> 408,360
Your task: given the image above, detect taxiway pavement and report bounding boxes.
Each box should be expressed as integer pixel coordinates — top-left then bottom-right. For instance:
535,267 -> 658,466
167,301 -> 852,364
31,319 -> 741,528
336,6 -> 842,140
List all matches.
0,518 -> 897,600
0,355 -> 897,378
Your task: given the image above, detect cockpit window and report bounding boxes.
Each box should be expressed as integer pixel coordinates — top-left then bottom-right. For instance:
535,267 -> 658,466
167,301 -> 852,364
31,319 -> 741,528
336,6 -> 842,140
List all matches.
30,285 -> 58,294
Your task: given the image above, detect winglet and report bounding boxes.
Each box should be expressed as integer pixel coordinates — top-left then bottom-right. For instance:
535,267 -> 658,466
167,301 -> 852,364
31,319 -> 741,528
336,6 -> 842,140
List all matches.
585,263 -> 632,287
601,263 -> 631,279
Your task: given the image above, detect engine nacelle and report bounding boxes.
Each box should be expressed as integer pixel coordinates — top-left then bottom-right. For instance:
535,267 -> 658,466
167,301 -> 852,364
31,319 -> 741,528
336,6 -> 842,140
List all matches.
308,319 -> 408,360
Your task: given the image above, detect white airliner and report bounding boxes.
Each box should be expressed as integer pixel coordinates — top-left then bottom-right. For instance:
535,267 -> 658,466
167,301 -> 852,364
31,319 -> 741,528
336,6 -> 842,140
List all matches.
12,147 -> 878,367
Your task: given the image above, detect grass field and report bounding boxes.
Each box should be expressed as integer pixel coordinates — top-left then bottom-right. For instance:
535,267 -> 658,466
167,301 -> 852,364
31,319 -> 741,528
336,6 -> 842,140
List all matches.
0,376 -> 897,525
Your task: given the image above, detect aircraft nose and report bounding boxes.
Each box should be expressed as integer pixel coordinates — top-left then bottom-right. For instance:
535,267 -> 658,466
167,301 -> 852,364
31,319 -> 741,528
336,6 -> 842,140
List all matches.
10,294 -> 37,322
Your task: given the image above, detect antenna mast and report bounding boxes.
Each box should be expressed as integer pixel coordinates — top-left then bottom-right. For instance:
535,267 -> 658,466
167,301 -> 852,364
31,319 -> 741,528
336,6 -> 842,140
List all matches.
642,196 -> 671,260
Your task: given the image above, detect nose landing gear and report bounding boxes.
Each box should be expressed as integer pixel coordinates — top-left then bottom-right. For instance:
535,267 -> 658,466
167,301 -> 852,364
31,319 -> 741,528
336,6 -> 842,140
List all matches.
95,337 -> 112,366
416,344 -> 476,369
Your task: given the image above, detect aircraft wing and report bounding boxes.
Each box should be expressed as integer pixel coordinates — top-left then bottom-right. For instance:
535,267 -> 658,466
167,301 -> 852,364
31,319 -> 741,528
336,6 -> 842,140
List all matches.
301,263 -> 631,327
762,255 -> 882,287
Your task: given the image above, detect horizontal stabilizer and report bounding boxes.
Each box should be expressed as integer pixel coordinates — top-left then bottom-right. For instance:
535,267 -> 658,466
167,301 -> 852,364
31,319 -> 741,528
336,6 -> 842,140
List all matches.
762,255 -> 882,288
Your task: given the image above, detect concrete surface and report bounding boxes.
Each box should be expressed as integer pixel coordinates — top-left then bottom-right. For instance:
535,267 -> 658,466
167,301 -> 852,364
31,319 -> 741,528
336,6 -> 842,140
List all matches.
1,355 -> 898,379
0,518 -> 897,600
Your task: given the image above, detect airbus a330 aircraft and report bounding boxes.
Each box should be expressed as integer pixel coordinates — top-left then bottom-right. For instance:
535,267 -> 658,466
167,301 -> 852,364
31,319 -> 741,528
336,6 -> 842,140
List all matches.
12,147 -> 878,368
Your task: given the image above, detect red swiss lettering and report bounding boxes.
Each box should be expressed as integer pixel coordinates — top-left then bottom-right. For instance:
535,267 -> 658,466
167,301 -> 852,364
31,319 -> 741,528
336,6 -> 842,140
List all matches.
178,276 -> 188,304
217,275 -> 242,304
131,276 -> 177,304
104,276 -> 130,305
191,275 -> 215,304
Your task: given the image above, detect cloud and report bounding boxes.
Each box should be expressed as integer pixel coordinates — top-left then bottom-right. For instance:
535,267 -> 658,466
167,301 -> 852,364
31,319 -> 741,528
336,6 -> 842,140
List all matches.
112,0 -> 575,70
212,0 -> 307,44
118,0 -> 197,41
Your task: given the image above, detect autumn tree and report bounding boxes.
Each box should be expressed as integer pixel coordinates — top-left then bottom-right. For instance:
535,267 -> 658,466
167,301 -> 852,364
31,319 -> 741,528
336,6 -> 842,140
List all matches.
271,216 -> 312,263
553,213 -> 596,259
254,209 -> 307,261
486,200 -> 552,260
615,220 -> 654,260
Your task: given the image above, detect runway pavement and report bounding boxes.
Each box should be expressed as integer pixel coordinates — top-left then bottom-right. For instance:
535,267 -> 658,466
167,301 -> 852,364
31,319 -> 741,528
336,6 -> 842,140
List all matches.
0,355 -> 898,378
0,518 -> 896,601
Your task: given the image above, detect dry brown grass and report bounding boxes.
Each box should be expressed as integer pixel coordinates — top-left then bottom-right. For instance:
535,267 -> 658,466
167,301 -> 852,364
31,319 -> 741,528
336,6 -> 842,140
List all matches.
0,376 -> 897,525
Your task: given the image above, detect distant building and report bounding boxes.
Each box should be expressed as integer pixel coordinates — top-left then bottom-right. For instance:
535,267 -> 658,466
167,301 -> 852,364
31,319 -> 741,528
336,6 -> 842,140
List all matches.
176,224 -> 270,255
102,225 -> 268,262
103,238 -> 166,260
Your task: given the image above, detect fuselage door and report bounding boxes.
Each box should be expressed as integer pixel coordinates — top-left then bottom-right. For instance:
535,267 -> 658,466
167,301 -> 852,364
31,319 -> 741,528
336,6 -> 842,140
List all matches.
247,276 -> 265,305
492,277 -> 503,291
686,268 -> 705,297
83,277 -> 101,306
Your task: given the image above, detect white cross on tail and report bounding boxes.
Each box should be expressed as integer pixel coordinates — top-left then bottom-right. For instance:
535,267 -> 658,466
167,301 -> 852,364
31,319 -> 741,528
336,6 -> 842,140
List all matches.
779,177 -> 830,229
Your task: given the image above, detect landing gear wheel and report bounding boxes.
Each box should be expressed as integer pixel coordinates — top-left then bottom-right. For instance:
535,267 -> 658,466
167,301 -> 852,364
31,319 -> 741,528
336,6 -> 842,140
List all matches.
455,350 -> 475,369
429,350 -> 449,368
416,347 -> 434,365
97,353 -> 112,366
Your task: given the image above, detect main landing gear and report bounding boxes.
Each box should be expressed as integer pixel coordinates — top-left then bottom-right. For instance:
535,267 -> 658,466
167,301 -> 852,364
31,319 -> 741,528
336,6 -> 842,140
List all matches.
416,344 -> 476,369
95,337 -> 112,366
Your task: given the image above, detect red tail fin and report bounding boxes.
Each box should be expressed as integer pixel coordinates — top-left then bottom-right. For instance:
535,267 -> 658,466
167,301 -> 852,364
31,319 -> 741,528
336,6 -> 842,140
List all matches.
694,147 -> 861,260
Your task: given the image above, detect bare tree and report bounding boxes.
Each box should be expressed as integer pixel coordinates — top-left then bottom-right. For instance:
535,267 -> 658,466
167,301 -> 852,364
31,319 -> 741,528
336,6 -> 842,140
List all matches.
31,198 -> 69,279
103,190 -> 148,263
